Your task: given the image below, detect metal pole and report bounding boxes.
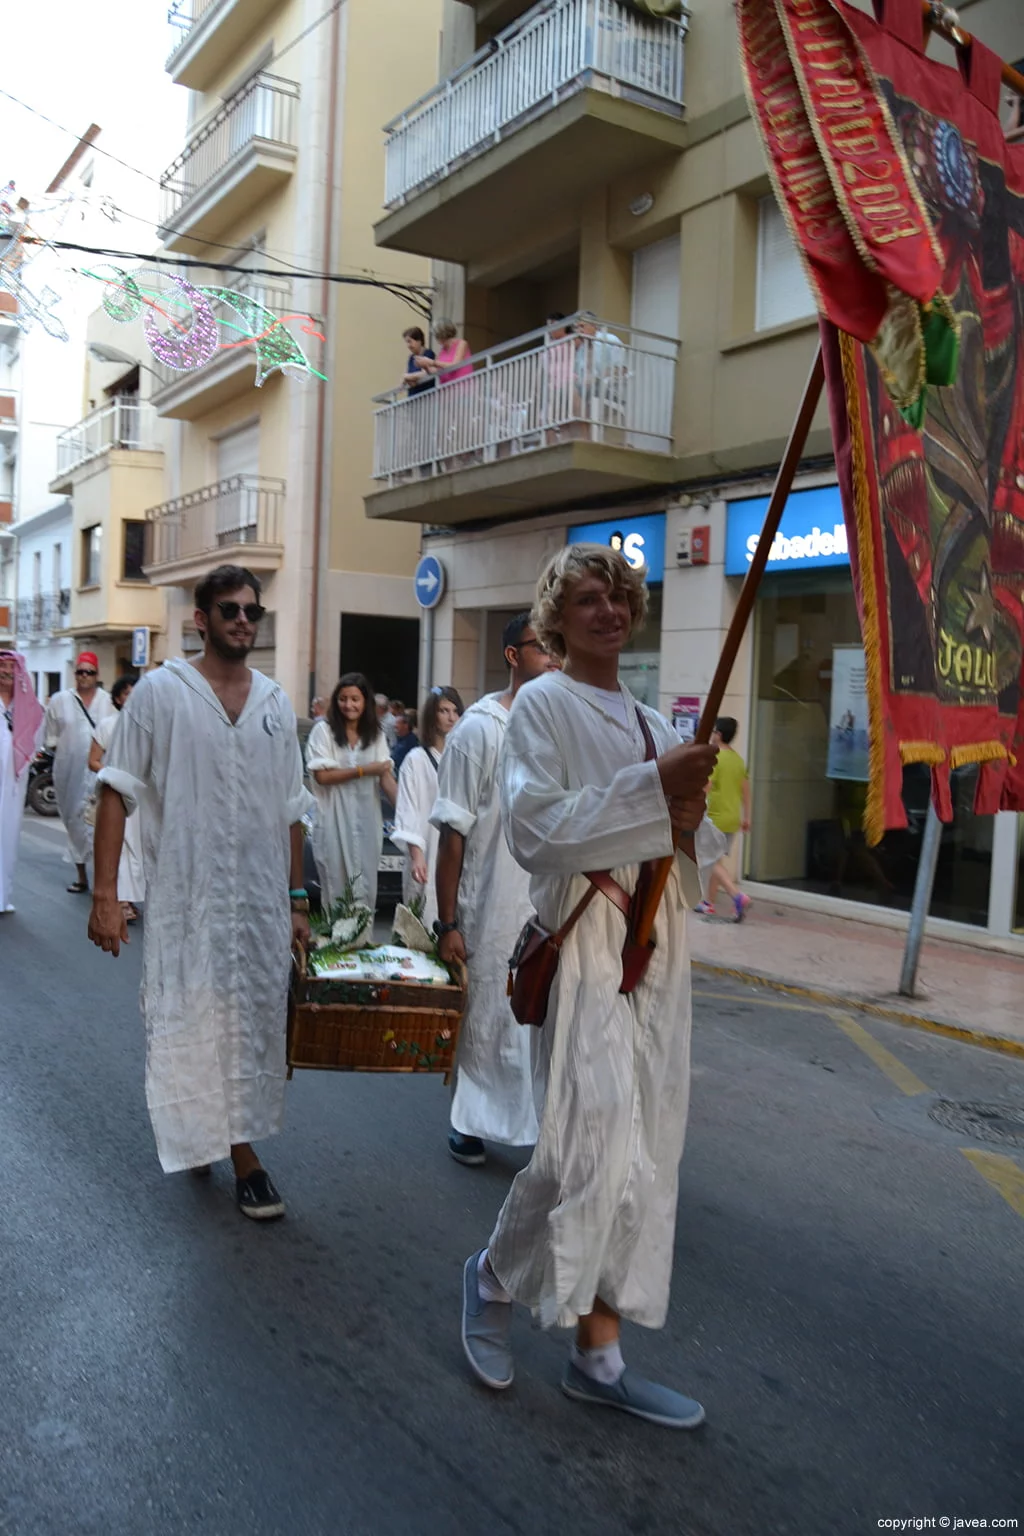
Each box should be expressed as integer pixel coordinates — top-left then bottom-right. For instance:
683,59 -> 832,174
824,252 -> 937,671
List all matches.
423,603 -> 434,695
898,803 -> 943,997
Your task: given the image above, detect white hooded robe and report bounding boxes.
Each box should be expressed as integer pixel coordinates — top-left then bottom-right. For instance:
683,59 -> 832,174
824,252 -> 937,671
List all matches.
391,744 -> 442,931
430,694 -> 538,1147
97,660 -> 313,1173
305,719 -> 391,912
488,671 -> 703,1331
45,687 -> 115,866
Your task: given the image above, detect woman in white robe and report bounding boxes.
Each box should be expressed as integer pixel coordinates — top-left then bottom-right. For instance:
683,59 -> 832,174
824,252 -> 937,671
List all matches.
0,651 -> 44,913
305,672 -> 397,913
392,685 -> 463,931
44,654 -> 114,890
88,674 -> 145,919
461,544 -> 718,1431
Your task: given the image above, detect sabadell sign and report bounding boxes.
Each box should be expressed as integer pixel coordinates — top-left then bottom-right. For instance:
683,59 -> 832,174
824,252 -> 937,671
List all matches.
724,485 -> 850,576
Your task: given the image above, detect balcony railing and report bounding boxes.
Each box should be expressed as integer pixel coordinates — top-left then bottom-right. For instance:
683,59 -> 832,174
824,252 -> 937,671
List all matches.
15,590 -> 70,638
383,0 -> 687,208
54,398 -> 159,482
372,314 -> 678,485
150,272 -> 293,396
160,72 -> 299,228
167,0 -> 219,55
145,475 -> 285,570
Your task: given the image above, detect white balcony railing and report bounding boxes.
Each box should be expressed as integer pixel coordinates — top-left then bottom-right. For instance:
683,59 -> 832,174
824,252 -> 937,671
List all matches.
55,398 -> 159,481
150,272 -> 294,396
383,0 -> 687,208
372,314 -> 678,486
166,0 -> 218,57
145,475 -> 285,570
160,72 -> 299,228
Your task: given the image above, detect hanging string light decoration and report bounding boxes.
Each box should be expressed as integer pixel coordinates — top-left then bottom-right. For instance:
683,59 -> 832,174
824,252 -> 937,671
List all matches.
141,273 -> 220,372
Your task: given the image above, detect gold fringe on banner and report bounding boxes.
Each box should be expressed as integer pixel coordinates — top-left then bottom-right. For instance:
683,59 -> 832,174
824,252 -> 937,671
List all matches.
949,741 -> 1008,770
899,742 -> 947,765
839,331 -> 888,847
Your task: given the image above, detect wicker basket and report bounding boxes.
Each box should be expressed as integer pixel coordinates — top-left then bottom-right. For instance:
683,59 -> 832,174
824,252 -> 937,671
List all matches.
287,947 -> 466,1076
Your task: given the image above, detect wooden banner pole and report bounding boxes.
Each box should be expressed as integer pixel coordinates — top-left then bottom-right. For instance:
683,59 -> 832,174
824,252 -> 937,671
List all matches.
920,2 -> 1024,100
634,344 -> 826,949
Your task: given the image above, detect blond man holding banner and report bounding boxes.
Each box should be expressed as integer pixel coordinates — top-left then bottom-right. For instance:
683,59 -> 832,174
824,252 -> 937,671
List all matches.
460,543 -> 718,1429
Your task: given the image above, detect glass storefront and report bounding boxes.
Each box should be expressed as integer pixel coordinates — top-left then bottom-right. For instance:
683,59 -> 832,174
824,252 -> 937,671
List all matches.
748,570 -> 994,927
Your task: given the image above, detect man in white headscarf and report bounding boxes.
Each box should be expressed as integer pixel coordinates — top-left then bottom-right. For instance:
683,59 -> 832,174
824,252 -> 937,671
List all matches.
0,651 -> 45,912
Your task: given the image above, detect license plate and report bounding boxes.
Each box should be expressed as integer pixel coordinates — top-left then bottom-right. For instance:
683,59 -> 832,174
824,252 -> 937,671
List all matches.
378,855 -> 404,872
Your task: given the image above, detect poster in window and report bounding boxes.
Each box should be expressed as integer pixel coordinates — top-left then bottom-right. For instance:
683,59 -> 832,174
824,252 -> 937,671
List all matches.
827,646 -> 869,784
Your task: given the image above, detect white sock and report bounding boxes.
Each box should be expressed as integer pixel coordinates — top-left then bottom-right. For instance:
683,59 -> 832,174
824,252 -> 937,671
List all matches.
571,1340 -> 625,1385
477,1249 -> 511,1305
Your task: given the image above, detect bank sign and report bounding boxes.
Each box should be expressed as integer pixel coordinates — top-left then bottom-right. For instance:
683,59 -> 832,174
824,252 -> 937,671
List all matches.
724,485 -> 850,576
567,513 -> 665,583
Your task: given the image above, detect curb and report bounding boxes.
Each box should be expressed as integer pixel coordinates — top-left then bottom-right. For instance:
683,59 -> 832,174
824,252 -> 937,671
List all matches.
692,960 -> 1024,1060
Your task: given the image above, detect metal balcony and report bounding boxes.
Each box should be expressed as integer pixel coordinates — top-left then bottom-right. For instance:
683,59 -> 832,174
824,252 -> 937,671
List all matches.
0,291 -> 21,345
150,273 -> 294,419
159,72 -> 299,250
15,589 -> 70,639
166,0 -> 287,90
51,398 -> 160,493
367,313 -> 679,525
0,391 -> 17,441
145,474 -> 286,586
376,0 -> 687,264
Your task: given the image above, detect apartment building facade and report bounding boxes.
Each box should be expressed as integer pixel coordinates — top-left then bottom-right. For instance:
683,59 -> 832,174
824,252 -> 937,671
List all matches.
140,0 -> 443,708
369,0 -> 1024,946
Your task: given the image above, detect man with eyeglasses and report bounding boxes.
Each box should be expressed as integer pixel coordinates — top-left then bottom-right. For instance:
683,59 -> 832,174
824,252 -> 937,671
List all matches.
44,650 -> 115,894
88,565 -> 313,1222
431,614 -> 560,1167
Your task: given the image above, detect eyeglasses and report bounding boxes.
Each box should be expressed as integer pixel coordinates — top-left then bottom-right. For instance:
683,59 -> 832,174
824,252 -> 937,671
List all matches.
215,600 -> 265,624
516,639 -> 550,655
75,668 -> 98,677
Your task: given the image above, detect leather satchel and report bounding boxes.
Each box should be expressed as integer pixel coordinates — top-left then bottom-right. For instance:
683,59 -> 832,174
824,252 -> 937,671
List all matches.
507,707 -> 661,1024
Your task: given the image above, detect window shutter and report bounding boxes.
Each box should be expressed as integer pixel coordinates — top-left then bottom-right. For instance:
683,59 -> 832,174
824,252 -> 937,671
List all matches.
756,196 -> 815,331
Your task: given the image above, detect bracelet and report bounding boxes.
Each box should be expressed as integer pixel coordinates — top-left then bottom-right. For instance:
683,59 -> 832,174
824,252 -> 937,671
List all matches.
289,888 -> 307,899
357,766 -> 363,779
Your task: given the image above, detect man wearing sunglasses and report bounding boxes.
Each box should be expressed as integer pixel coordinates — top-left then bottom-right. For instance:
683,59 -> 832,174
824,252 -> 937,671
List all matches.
88,565 -> 313,1222
44,651 -> 115,894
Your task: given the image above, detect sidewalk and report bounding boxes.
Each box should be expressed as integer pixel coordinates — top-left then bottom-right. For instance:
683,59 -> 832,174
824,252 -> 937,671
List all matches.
688,896 -> 1024,1054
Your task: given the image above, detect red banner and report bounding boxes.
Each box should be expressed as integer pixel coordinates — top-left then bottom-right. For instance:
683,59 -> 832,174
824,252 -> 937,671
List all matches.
819,3 -> 1024,838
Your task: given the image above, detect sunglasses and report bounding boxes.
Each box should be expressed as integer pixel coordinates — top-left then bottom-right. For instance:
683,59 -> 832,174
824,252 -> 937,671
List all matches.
215,601 -> 265,624
75,668 -> 98,677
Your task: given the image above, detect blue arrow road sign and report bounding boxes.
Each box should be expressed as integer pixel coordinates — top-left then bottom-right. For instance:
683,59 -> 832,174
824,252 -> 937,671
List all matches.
414,554 -> 445,610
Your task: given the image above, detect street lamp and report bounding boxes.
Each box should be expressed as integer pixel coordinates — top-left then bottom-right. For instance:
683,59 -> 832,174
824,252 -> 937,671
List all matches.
87,341 -> 163,385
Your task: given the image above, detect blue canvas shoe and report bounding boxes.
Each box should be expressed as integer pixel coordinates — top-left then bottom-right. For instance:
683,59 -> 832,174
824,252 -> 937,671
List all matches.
561,1361 -> 705,1429
461,1250 -> 514,1390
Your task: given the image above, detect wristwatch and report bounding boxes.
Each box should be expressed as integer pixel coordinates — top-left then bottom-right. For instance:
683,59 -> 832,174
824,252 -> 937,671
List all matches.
433,919 -> 460,937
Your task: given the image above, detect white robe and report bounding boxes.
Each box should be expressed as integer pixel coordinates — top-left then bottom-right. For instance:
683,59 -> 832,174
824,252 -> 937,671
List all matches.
98,659 -> 313,1173
45,687 -> 115,865
94,714 -> 146,905
430,694 -> 538,1146
488,671 -> 703,1331
0,708 -> 35,911
391,743 -> 443,931
305,721 -> 391,912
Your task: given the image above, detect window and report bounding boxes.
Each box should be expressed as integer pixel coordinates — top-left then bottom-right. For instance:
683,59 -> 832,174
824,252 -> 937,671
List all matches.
122,521 -> 147,582
82,525 -> 102,587
52,542 -> 61,593
32,549 -> 41,594
756,196 -> 815,331
46,671 -> 60,698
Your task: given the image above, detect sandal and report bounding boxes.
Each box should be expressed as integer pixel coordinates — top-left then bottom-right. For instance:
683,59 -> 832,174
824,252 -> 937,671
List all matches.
66,881 -> 89,894
123,904 -> 139,924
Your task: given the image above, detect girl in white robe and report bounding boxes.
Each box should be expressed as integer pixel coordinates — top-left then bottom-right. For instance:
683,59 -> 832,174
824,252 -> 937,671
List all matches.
305,672 -> 397,913
392,685 -> 463,931
0,651 -> 44,913
89,674 -> 145,919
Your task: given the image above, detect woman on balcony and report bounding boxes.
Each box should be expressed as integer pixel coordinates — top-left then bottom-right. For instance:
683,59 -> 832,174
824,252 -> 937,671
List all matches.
306,673 -> 397,915
423,320 -> 474,472
391,685 -> 463,931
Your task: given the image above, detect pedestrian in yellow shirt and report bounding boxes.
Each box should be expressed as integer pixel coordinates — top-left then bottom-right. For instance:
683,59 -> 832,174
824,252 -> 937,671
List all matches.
696,717 -> 751,922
